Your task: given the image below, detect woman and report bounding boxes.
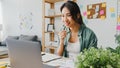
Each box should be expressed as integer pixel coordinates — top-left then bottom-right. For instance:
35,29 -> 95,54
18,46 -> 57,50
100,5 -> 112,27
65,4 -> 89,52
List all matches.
57,1 -> 98,58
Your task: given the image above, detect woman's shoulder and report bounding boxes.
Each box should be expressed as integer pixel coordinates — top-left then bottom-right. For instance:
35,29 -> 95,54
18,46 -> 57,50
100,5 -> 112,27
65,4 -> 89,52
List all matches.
81,24 -> 95,35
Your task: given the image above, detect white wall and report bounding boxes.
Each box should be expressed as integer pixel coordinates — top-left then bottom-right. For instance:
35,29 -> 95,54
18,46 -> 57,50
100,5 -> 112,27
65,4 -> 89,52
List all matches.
1,0 -> 42,40
1,0 -> 118,49
77,0 -> 117,48
0,1 -> 3,41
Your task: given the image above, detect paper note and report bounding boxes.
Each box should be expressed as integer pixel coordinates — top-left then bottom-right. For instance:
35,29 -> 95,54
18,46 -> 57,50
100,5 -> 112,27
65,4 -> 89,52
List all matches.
59,59 -> 75,68
100,16 -> 105,19
87,11 -> 90,15
102,3 -> 106,7
117,25 -> 120,30
93,13 -> 98,18
88,5 -> 92,9
42,53 -> 61,63
83,11 -> 87,16
100,10 -> 104,15
110,8 -> 115,12
111,13 -> 115,18
118,17 -> 120,22
95,5 -> 99,12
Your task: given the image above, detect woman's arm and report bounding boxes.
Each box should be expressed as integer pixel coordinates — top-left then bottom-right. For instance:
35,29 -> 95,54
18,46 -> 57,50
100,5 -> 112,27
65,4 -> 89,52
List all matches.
57,30 -> 67,56
57,39 -> 64,56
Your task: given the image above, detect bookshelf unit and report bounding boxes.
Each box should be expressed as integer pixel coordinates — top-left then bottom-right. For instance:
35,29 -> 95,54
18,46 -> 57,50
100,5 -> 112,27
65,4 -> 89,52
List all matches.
42,0 -> 76,53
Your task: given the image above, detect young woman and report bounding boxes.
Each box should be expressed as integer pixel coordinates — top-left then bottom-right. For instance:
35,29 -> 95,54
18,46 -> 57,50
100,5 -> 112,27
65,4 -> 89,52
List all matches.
57,1 -> 98,58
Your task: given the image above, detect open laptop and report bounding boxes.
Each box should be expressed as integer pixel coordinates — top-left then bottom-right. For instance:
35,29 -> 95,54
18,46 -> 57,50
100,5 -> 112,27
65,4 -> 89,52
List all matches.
6,39 -> 56,68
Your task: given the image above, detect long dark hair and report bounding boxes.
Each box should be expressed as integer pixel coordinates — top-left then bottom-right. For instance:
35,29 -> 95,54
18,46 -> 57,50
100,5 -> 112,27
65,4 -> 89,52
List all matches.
60,1 -> 84,25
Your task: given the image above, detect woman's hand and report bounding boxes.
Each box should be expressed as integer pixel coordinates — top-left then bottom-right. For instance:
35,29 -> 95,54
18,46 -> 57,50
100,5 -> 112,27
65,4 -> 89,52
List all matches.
58,30 -> 67,40
57,30 -> 67,56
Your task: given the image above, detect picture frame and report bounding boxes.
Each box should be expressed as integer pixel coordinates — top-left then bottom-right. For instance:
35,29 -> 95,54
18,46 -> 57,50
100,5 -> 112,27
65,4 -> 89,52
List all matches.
47,24 -> 54,32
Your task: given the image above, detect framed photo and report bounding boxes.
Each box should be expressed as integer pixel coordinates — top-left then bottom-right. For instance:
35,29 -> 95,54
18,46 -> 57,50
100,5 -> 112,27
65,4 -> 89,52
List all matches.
47,24 -> 54,32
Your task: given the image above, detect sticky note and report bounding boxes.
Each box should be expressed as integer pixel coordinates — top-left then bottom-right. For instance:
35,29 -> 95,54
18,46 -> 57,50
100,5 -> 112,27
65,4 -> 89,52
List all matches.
111,13 -> 115,18
102,3 -> 106,7
93,13 -> 98,18
88,5 -> 92,9
117,25 -> 120,30
110,8 -> 115,12
100,16 -> 105,20
95,5 -> 99,12
100,10 -> 104,15
83,11 -> 87,16
118,17 -> 120,22
87,11 -> 90,15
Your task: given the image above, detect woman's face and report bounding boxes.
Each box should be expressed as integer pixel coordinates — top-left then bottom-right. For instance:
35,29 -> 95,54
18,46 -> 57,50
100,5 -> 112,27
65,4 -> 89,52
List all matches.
61,7 -> 76,28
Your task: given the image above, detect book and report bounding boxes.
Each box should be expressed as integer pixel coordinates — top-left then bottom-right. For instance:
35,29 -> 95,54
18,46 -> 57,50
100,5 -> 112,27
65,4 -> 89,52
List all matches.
0,47 -> 8,56
42,53 -> 61,63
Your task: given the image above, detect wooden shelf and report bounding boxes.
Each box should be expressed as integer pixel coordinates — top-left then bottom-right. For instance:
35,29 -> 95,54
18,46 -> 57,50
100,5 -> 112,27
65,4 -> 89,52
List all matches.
45,15 -> 61,18
45,0 -> 64,3
42,0 -> 67,53
44,31 -> 54,33
45,46 -> 57,50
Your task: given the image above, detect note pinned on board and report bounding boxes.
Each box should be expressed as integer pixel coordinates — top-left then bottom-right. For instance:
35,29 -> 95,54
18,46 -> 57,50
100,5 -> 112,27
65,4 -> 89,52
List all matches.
100,16 -> 105,19
93,13 -> 98,18
102,3 -> 106,7
110,8 -> 115,12
95,5 -> 99,12
100,10 -> 104,15
87,11 -> 90,15
88,5 -> 92,9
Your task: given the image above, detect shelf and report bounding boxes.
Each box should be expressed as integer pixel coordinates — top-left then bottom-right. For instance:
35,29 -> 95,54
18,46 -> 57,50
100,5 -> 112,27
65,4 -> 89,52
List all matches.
45,15 -> 61,18
45,0 -> 64,3
42,0 -> 65,53
45,46 -> 57,50
45,31 -> 54,33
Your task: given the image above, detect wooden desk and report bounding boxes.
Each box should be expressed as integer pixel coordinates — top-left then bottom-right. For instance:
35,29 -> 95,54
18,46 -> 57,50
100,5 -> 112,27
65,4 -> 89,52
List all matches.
0,53 -> 74,68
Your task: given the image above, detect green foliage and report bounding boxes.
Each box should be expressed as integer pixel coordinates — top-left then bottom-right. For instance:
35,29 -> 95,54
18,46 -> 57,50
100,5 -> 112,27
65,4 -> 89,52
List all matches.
75,47 -> 120,68
115,34 -> 120,45
107,45 -> 120,54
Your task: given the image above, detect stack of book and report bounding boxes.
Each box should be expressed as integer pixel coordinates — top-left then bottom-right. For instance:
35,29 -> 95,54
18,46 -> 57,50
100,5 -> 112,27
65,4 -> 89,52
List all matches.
0,46 -> 8,59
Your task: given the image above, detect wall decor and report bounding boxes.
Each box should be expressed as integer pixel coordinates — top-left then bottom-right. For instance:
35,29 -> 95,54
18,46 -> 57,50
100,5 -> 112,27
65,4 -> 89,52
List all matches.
47,24 -> 54,32
19,12 -> 33,30
87,2 -> 106,19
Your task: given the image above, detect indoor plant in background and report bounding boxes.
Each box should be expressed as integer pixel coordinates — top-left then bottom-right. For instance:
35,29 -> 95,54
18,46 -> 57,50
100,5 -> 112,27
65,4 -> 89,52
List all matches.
75,34 -> 120,68
107,34 -> 120,54
75,47 -> 120,68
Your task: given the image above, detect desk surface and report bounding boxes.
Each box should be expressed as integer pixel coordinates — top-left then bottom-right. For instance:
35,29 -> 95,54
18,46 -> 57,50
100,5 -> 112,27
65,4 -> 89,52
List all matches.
0,53 -> 75,68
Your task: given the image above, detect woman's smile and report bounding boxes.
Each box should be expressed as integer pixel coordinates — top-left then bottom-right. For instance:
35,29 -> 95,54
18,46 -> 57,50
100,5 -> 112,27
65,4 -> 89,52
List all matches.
64,22 -> 70,26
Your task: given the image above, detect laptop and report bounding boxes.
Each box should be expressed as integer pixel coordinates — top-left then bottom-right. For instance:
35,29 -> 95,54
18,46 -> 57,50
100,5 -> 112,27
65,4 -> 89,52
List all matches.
6,39 -> 56,68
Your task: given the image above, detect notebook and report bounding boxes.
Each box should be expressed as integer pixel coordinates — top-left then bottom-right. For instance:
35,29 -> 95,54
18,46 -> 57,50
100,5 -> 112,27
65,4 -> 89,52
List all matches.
6,39 -> 56,68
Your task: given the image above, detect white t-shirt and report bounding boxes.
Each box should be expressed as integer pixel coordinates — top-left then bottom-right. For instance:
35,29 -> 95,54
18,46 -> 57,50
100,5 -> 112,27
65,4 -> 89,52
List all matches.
67,40 -> 80,61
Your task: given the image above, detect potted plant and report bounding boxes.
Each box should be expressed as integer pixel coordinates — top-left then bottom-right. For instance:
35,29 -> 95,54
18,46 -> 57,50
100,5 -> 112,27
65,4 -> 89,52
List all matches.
75,47 -> 120,68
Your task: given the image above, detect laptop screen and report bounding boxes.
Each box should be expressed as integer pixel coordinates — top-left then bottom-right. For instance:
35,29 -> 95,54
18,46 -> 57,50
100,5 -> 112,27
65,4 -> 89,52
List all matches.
6,39 -> 43,68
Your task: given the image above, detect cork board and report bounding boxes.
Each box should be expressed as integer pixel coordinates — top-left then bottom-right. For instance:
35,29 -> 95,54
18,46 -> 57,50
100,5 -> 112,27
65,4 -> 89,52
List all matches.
87,2 -> 106,19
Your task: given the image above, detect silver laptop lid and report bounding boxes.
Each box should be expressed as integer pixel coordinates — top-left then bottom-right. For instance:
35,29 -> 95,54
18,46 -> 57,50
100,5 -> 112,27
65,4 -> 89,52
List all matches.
6,39 -> 43,68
